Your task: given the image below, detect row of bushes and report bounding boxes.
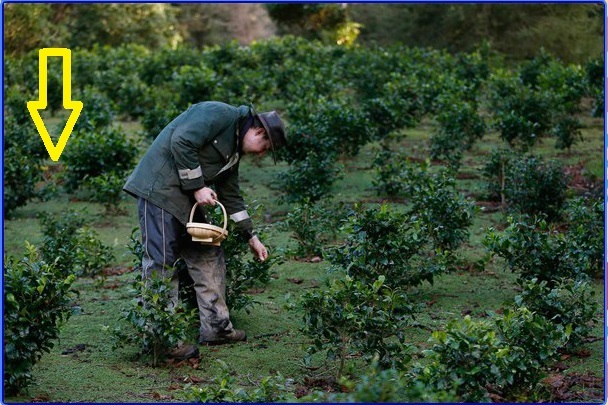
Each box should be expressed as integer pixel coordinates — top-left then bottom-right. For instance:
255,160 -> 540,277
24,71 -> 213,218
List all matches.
4,37 -> 602,212
4,211 -> 114,393
179,269 -> 598,403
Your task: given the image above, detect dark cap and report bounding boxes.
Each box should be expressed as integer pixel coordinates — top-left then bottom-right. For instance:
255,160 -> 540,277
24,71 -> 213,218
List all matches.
251,105 -> 287,164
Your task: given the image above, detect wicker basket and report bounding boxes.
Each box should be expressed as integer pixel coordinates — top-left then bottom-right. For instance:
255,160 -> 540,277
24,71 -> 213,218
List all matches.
186,201 -> 228,246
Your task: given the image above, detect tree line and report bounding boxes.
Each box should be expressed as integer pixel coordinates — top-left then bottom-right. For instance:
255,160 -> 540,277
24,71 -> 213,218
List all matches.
4,3 -> 603,63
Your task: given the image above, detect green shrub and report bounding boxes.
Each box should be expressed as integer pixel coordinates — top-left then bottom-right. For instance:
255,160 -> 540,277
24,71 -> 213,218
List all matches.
286,96 -> 373,157
417,316 -> 505,402
372,146 -> 409,197
300,275 -> 415,377
111,272 -> 197,367
3,142 -> 45,217
330,203 -> 451,289
492,307 -> 567,398
483,152 -> 568,220
172,64 -> 217,107
38,210 -> 114,278
3,92 -> 49,216
140,92 -> 182,141
360,74 -> 424,139
277,150 -> 342,204
181,360 -> 296,403
481,146 -> 518,203
513,278 -> 598,350
302,360 -> 457,402
488,72 -> 554,152
72,86 -> 116,131
115,74 -> 151,119
4,244 -> 77,394
484,214 -> 594,283
430,95 -> 486,169
562,197 -> 604,278
417,311 -> 564,402
584,57 -> 604,117
403,161 -> 476,251
127,228 -> 145,271
5,84 -> 36,126
83,170 -> 129,214
279,199 -> 342,259
61,126 -> 139,193
505,155 -> 568,220
551,116 -> 583,151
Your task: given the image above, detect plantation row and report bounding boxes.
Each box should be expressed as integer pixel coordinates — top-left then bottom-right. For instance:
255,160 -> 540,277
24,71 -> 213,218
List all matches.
4,36 -> 604,214
4,37 -> 603,401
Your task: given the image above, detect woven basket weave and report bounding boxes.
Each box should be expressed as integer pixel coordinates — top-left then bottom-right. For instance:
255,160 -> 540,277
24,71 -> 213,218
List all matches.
186,201 -> 228,246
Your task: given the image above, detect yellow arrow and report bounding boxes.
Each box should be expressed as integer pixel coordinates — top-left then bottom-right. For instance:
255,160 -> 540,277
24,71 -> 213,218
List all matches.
27,48 -> 83,162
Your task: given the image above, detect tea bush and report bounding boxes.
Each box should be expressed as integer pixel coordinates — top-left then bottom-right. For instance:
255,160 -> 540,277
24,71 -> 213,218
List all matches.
513,278 -> 598,350
172,64 -> 217,108
4,244 -> 77,394
4,140 -> 45,217
562,197 -> 604,278
4,89 -> 49,216
38,210 -> 114,278
417,311 -> 564,402
329,203 -> 451,289
372,146 -> 409,197
300,275 -> 415,376
403,160 -> 475,251
139,87 -> 182,140
5,84 -> 36,126
72,86 -> 116,131
61,126 -> 139,193
416,316 -> 504,402
279,199 -> 342,259
487,72 -> 554,152
115,73 -> 151,119
482,151 -> 568,220
111,272 -> 197,367
481,146 -> 518,203
492,307 -> 568,398
360,73 -> 424,138
182,360 -> 296,403
484,214 -> 594,283
584,57 -> 604,117
503,155 -> 568,220
286,96 -> 373,157
550,116 -> 583,151
430,94 -> 486,169
83,170 -> 129,214
302,360 -> 457,402
277,150 -> 342,204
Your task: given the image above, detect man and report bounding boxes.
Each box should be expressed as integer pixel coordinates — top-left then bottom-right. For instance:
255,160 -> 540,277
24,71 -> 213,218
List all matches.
123,101 -> 287,357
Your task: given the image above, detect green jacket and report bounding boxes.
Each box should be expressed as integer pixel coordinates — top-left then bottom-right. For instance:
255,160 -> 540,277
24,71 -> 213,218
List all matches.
124,101 -> 254,234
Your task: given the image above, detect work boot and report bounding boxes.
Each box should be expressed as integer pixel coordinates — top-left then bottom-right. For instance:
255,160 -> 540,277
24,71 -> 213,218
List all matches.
199,329 -> 247,346
167,344 -> 199,360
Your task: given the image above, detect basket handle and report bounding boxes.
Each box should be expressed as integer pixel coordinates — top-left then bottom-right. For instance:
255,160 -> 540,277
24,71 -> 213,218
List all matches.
189,201 -> 228,234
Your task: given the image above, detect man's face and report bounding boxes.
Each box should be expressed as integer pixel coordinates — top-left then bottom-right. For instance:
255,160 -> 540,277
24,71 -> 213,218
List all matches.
242,127 -> 272,156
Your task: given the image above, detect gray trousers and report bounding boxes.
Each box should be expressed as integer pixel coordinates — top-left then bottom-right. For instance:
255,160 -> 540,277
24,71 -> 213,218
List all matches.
137,198 -> 234,341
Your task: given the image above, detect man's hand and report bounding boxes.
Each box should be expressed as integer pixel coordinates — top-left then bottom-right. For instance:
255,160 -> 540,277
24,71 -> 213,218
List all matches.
248,235 -> 268,262
194,187 -> 217,206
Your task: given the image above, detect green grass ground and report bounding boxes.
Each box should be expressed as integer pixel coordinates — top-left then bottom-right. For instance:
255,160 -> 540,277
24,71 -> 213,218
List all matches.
3,116 -> 604,402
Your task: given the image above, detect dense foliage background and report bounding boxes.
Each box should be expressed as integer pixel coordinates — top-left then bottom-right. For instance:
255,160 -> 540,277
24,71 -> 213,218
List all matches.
4,3 -> 603,63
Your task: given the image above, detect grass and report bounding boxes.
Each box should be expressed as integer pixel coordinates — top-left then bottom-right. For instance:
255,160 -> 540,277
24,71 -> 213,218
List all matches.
3,115 -> 604,403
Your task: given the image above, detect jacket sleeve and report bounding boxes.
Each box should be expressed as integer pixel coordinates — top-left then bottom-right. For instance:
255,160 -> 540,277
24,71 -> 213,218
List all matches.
170,105 -> 229,191
216,165 -> 255,238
